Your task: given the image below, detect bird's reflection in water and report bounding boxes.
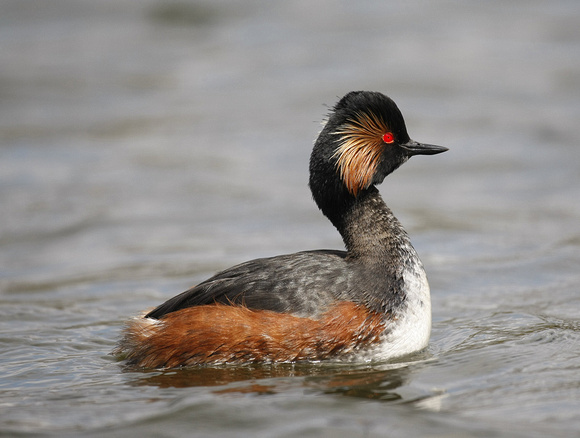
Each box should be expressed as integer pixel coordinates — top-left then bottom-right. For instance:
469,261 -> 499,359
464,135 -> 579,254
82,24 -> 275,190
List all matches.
123,354 -> 431,402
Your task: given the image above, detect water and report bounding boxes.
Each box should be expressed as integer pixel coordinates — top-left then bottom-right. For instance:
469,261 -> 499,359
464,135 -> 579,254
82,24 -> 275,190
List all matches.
1,0 -> 580,436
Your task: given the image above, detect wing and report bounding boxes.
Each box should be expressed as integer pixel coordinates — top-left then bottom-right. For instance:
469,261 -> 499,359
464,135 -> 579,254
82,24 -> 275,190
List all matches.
145,250 -> 352,320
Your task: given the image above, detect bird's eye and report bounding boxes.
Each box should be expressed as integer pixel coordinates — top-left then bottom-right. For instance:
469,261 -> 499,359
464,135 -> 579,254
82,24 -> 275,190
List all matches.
382,132 -> 395,144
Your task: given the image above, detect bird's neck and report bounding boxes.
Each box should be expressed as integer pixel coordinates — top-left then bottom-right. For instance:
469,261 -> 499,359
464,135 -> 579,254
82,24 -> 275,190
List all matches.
311,179 -> 413,262
316,184 -> 429,315
336,187 -> 412,261
311,172 -> 430,319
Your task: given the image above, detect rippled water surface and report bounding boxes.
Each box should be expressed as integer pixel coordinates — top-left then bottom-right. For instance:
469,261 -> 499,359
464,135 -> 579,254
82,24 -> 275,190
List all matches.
2,1 -> 580,436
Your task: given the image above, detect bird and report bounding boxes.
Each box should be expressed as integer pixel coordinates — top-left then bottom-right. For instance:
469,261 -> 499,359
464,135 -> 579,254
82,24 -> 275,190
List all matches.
114,91 -> 448,368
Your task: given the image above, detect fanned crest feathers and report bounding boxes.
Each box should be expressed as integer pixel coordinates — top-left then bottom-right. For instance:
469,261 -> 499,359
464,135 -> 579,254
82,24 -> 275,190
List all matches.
332,110 -> 390,196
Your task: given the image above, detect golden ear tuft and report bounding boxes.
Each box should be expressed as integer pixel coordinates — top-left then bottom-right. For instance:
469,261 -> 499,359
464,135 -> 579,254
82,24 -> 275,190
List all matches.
332,111 -> 390,196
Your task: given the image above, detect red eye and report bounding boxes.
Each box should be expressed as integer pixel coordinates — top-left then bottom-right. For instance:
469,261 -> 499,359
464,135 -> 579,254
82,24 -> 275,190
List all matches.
382,132 -> 395,144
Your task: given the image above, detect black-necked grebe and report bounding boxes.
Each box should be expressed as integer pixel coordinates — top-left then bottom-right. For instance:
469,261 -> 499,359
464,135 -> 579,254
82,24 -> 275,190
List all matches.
115,91 -> 447,368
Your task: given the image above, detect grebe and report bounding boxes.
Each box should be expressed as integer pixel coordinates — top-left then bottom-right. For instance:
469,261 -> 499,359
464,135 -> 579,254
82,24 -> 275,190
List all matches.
115,91 -> 447,368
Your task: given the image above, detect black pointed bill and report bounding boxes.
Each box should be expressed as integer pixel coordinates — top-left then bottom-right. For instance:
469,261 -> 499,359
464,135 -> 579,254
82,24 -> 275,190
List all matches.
400,140 -> 448,156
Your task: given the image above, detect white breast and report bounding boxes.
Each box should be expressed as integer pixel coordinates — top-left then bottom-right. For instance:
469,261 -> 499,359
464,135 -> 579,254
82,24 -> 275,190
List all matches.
353,259 -> 432,362
382,266 -> 432,356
